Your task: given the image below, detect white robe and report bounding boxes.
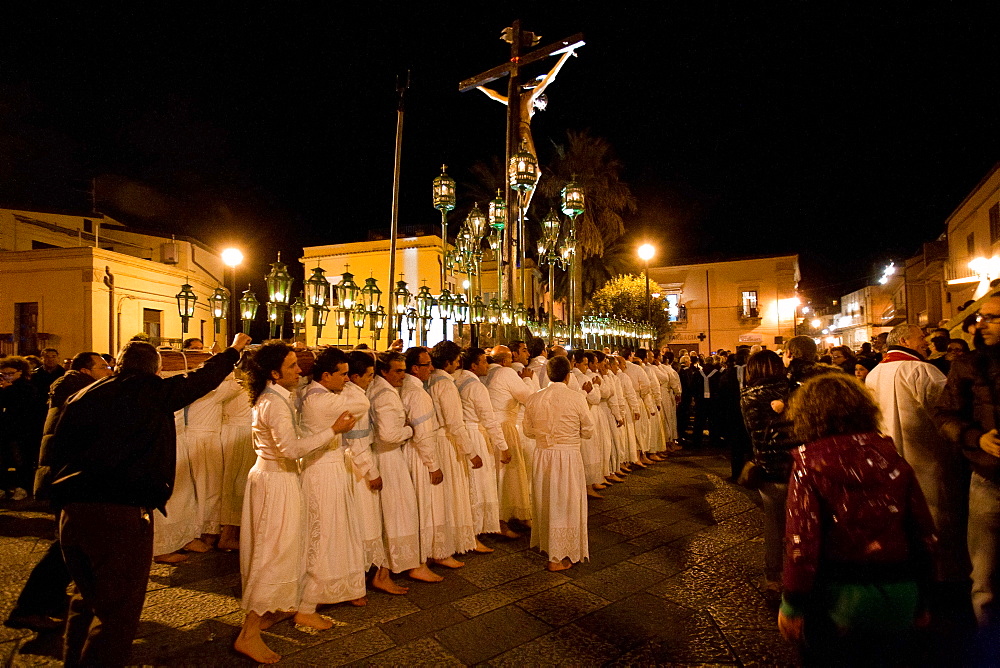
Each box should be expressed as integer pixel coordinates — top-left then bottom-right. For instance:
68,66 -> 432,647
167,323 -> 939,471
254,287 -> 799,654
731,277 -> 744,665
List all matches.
185,385 -> 224,535
486,365 -> 535,521
368,375 -> 420,573
219,375 -> 253,526
153,409 -> 200,555
427,369 -> 476,555
240,382 -> 334,614
455,369 -> 508,535
524,382 -> 593,563
298,381 -> 366,606
400,373 -> 450,561
343,380 -> 386,570
866,353 -> 969,581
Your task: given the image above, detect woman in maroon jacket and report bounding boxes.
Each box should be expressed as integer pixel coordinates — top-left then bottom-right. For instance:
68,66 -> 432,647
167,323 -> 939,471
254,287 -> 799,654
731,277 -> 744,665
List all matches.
780,373 -> 937,665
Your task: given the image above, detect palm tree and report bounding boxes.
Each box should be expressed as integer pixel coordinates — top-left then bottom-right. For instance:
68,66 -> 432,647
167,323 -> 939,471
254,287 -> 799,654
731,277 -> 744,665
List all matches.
537,129 -> 637,260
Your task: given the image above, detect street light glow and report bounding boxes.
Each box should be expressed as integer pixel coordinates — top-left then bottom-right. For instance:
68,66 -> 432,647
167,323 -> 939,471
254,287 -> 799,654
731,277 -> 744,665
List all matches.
637,243 -> 655,262
222,248 -> 244,267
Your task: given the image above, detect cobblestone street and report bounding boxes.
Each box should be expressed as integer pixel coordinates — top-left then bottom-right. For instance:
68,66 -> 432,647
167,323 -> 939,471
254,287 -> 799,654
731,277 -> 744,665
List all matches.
0,449 -> 799,666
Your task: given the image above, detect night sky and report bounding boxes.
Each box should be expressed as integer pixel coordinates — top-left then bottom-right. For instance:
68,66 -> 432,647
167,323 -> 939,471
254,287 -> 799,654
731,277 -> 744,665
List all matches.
2,5 -> 997,304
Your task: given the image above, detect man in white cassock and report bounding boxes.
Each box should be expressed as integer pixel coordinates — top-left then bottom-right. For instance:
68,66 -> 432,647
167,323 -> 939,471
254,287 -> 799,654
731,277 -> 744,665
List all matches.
400,347 -> 447,582
234,342 -> 355,664
298,348 -> 367,611
367,351 -> 419,591
523,355 -> 593,572
455,347 -> 510,551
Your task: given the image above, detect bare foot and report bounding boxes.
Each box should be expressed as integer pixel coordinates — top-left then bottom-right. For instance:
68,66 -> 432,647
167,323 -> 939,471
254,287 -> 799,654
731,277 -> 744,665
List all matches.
293,612 -> 335,630
183,538 -> 211,553
259,611 -> 294,630
429,556 -> 464,569
617,469 -> 631,477
371,570 -> 409,595
218,525 -> 240,551
408,564 -> 444,582
545,558 -> 573,572
200,533 -> 220,547
474,538 -> 494,553
499,522 -> 521,539
519,519 -> 532,529
234,631 -> 280,664
587,488 -> 604,499
606,474 -> 624,483
350,596 -> 368,607
631,461 -> 648,469
153,551 -> 188,564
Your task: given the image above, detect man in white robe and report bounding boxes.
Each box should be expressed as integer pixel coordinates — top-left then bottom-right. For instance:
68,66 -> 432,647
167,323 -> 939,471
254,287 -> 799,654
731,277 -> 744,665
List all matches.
866,323 -> 970,583
400,347 -> 447,582
299,349 -> 367,611
485,346 -> 535,536
235,341 -> 355,664
456,347 -> 510,550
427,341 -> 482,566
523,356 -> 593,572
368,352 -> 419,589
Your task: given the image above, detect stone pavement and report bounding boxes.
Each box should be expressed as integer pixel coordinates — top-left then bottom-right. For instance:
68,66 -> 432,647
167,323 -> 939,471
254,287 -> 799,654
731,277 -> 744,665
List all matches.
0,449 -> 801,666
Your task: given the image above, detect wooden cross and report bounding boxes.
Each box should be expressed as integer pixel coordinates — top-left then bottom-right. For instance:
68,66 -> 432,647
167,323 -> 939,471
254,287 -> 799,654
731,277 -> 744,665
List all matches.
459,21 -> 584,305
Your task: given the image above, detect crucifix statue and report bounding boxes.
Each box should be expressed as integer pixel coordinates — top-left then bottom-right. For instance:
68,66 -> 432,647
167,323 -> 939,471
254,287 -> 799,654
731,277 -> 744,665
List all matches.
460,21 -> 584,307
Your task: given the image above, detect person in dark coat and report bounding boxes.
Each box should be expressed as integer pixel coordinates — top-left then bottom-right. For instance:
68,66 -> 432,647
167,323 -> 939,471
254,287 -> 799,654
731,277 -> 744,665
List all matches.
740,350 -> 798,600
5,352 -> 113,632
0,355 -> 42,500
48,334 -> 250,668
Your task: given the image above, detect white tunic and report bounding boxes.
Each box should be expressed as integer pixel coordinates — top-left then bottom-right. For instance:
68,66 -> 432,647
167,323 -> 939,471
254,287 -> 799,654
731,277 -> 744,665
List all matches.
866,353 -> 968,581
524,382 -> 593,563
616,368 -> 642,463
240,382 -> 333,614
152,408 -> 200,555
455,369 -> 508,535
368,375 -> 420,573
343,380 -> 386,570
643,363 -> 666,453
427,369 -> 477,555
298,381 -> 366,606
219,375 -> 253,527
185,383 -> 225,534
486,364 -> 535,521
400,373 -> 450,561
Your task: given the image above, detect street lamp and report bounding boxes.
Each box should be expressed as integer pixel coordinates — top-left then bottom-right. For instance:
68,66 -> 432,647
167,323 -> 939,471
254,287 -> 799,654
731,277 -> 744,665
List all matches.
433,165 -> 457,292
638,243 -> 655,323
415,282 -> 434,345
509,140 -> 539,305
371,305 -> 388,346
221,247 -> 243,334
539,209 -> 562,341
239,286 -> 259,335
335,266 -> 360,343
305,266 -> 331,345
454,293 -> 469,338
436,288 -> 455,340
361,274 -> 383,345
561,180 -> 585,345
290,292 -> 308,342
488,189 -> 507,304
208,287 -> 229,339
393,277 -> 411,343
175,281 -> 197,337
265,253 -> 293,339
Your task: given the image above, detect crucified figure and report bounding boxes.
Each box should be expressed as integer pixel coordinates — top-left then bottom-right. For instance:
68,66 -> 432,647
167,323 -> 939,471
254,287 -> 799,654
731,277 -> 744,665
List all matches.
476,48 -> 578,161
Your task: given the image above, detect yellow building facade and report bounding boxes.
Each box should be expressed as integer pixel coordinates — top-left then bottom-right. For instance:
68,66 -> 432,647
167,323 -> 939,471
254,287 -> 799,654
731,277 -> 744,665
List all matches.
648,254 -> 800,354
0,208 -> 228,356
943,162 -> 1000,318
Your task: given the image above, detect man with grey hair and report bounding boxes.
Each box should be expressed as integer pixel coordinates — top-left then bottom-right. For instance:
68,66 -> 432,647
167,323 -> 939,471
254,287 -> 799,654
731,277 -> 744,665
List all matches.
48,333 -> 251,667
866,322 -> 970,588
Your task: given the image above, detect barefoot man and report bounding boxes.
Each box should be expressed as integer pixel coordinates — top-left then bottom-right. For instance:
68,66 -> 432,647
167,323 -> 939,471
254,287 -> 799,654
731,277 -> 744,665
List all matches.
235,342 -> 356,664
523,355 -> 593,572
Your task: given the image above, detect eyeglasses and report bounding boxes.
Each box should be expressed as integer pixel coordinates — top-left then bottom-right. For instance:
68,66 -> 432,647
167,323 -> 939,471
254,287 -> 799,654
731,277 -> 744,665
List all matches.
975,313 -> 1000,325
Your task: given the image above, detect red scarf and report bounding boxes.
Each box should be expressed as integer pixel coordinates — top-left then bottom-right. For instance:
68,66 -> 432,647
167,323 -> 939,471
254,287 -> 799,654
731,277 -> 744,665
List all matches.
879,349 -> 922,364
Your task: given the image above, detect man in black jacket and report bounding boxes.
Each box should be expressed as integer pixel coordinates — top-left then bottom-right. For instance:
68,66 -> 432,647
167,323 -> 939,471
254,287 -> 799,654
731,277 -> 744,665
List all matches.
934,294 -> 1000,655
5,352 -> 113,632
48,334 -> 250,668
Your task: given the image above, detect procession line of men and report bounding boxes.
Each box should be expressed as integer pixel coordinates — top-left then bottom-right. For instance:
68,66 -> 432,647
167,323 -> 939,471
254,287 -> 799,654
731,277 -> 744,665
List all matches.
228,339 -> 682,664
